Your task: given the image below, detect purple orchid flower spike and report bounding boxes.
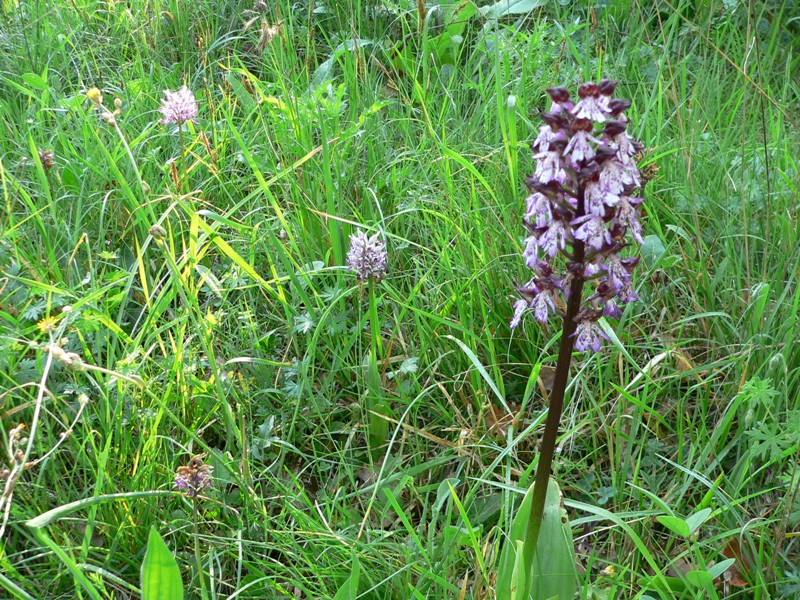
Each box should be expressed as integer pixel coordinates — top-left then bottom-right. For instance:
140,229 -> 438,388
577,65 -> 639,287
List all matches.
510,79 -> 645,353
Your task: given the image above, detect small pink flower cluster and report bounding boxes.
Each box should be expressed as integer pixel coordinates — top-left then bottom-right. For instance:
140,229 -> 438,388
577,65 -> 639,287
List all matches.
158,86 -> 198,126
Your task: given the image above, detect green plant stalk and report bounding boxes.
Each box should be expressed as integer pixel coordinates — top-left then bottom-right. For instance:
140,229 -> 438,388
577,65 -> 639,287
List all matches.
178,126 -> 189,194
156,237 -> 240,448
521,205 -> 586,569
193,497 -> 209,600
34,528 -> 103,600
110,118 -> 149,200
368,280 -> 383,358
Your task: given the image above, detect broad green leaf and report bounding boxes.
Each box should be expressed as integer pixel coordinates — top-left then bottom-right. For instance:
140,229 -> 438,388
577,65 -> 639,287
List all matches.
684,508 -> 712,534
641,234 -> 666,268
497,479 -> 577,600
479,0 -> 547,18
141,527 -> 183,600
332,555 -> 360,600
656,515 -> 690,538
22,72 -> 48,90
530,480 -> 578,600
510,539 -> 528,600
638,574 -> 688,595
707,558 -> 736,579
310,40 -> 374,91
685,569 -> 714,588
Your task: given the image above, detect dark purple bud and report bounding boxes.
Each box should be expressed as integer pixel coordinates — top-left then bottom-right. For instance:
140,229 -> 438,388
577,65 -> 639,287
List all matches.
598,79 -> 618,96
538,261 -> 553,277
527,177 -> 563,196
578,162 -> 600,183
607,98 -> 632,115
548,136 -> 568,153
595,280 -> 614,297
604,120 -> 628,137
518,284 -> 538,302
570,118 -> 594,133
577,83 -> 599,99
567,261 -> 585,276
547,86 -> 571,103
608,222 -> 627,241
540,111 -> 570,130
620,256 -> 640,272
594,145 -> 618,163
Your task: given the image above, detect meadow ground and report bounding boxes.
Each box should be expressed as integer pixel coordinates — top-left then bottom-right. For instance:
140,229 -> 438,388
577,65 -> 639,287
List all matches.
1,0 -> 799,598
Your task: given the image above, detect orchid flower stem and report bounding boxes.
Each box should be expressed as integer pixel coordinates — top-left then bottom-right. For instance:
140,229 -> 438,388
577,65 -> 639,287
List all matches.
193,498 -> 209,600
368,280 -> 383,358
178,126 -> 189,195
522,212 -> 586,567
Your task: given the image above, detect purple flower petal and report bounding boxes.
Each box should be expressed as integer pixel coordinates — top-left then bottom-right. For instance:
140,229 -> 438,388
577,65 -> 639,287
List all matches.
533,150 -> 567,185
571,94 -> 607,123
617,281 -> 639,303
564,129 -> 599,163
571,215 -> 610,250
585,180 -> 620,217
538,220 -> 569,257
532,125 -> 558,153
573,320 -> 606,352
614,197 -> 644,243
603,255 -> 631,291
603,298 -> 623,319
524,192 -> 553,229
510,299 -> 527,329
600,157 -> 639,193
532,289 -> 556,323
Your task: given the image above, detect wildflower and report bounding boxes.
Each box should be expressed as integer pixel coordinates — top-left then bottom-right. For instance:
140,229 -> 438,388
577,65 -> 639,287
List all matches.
86,87 -> 103,106
613,196 -> 644,244
524,192 -> 553,228
571,215 -> 611,250
159,86 -> 198,126
511,80 -> 645,352
573,319 -> 606,353
37,316 -> 58,334
571,83 -> 607,123
585,179 -> 619,217
538,220 -> 569,257
532,149 -> 567,185
38,149 -> 55,170
174,454 -> 213,498
564,120 -> 599,163
603,298 -> 622,319
347,230 -> 388,282
510,299 -> 527,330
532,289 -> 556,323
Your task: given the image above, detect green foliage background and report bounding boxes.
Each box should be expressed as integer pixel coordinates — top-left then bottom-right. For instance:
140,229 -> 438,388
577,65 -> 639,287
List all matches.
1,0 -> 799,597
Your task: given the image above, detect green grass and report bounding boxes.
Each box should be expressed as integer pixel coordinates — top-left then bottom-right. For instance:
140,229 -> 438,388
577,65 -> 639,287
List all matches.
1,0 -> 799,598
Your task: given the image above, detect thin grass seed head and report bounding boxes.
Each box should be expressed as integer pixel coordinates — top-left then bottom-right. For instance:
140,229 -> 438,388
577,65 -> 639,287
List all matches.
512,80 -> 645,352
158,86 -> 198,126
347,230 -> 388,282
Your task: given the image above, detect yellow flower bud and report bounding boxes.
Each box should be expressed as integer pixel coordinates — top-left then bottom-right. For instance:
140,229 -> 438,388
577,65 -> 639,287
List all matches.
86,87 -> 103,105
